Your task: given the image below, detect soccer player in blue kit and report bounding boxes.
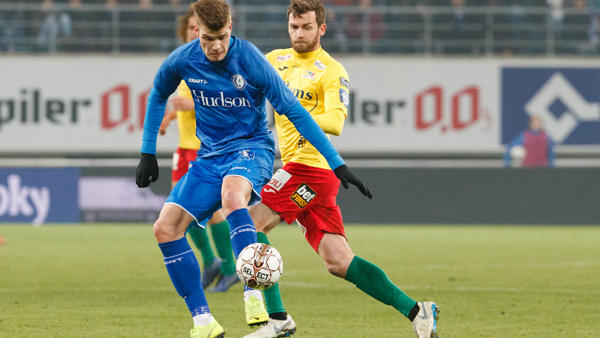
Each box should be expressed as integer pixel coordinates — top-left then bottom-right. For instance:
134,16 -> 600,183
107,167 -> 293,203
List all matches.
135,0 -> 371,337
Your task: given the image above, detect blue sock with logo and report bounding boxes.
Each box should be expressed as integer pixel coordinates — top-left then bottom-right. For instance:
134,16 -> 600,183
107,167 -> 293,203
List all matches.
158,237 -> 210,317
226,208 -> 258,258
227,208 -> 260,294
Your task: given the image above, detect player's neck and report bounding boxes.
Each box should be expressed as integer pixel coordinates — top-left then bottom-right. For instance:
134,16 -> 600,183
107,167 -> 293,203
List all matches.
292,46 -> 322,60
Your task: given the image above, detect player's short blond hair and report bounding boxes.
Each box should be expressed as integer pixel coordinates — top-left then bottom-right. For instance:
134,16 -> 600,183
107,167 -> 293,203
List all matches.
193,0 -> 231,31
177,4 -> 195,43
288,0 -> 326,27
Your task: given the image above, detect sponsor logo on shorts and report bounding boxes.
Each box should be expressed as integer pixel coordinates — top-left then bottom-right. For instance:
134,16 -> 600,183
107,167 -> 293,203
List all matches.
290,183 -> 316,209
277,55 -> 292,61
238,150 -> 255,162
231,166 -> 251,172
267,169 -> 292,191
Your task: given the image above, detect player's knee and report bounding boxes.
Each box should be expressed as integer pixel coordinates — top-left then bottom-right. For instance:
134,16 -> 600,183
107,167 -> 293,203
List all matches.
221,191 -> 246,214
324,260 -> 346,278
153,219 -> 176,243
322,255 -> 348,278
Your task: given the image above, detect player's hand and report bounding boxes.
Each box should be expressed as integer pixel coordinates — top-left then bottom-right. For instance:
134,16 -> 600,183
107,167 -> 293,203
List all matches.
333,165 -> 373,199
136,153 -> 159,188
159,111 -> 174,135
171,97 -> 195,111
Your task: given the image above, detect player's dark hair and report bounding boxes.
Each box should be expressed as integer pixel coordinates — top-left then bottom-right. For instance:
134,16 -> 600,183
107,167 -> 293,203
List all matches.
288,0 -> 326,27
177,3 -> 195,43
193,0 -> 231,32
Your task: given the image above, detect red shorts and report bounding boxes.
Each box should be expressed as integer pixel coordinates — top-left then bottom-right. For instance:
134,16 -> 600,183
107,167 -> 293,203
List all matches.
260,162 -> 345,252
171,148 -> 198,181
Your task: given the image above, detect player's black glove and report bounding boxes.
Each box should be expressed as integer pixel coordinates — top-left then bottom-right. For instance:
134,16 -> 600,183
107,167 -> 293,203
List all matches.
333,164 -> 373,199
136,153 -> 159,188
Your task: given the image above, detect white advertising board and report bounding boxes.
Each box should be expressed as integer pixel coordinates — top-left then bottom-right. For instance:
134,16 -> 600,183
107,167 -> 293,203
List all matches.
332,58 -> 501,152
0,56 -> 178,153
0,56 -> 502,153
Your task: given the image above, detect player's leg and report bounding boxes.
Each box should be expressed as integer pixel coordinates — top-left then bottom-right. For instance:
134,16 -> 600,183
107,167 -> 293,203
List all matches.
316,224 -> 438,338
251,203 -> 288,319
161,158 -> 226,338
173,148 -> 221,289
206,209 -> 239,292
154,204 -> 224,338
221,148 -> 275,327
221,175 -> 268,326
244,165 -> 317,338
242,203 -> 297,338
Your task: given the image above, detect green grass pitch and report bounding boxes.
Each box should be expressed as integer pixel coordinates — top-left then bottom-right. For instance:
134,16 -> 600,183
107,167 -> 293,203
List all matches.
1,224 -> 599,337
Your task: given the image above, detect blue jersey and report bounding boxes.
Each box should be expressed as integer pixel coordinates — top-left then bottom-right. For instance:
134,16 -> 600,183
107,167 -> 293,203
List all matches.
141,36 -> 345,170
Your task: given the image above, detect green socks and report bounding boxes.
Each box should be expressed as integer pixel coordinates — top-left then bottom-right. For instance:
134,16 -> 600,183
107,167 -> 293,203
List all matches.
210,220 -> 236,275
257,232 -> 286,314
187,224 -> 215,267
345,255 -> 417,318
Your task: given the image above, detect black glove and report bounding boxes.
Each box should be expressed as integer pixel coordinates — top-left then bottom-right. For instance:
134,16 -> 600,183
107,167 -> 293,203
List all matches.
333,164 -> 373,199
136,153 -> 159,188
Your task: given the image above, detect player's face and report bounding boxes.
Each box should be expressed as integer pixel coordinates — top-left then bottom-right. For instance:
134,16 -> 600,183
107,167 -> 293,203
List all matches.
185,16 -> 197,43
288,12 -> 326,54
530,117 -> 543,130
195,20 -> 232,62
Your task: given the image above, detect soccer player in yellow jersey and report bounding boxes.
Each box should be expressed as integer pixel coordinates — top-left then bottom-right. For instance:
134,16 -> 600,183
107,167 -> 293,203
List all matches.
159,4 -> 239,293
244,1 -> 439,337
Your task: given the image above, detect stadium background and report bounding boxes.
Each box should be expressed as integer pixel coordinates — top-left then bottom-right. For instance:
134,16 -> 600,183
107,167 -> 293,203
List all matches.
2,1 -> 600,225
1,2 -> 600,338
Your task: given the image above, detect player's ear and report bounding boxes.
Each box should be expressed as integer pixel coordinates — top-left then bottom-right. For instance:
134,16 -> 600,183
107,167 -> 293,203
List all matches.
320,23 -> 327,37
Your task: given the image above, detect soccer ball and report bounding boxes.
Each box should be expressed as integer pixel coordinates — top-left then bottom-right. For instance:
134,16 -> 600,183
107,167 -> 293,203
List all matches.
236,243 -> 283,290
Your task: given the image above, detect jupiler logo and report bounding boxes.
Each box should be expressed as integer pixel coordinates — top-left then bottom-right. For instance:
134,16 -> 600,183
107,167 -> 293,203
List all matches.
525,72 -> 600,143
231,74 -> 246,91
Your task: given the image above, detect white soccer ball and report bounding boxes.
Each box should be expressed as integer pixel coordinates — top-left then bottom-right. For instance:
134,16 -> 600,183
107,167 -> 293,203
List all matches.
236,243 -> 283,290
510,145 -> 526,159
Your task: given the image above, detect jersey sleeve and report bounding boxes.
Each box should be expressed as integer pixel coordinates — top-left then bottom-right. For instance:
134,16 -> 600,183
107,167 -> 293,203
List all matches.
140,52 -> 184,154
313,63 -> 350,136
323,63 -> 350,118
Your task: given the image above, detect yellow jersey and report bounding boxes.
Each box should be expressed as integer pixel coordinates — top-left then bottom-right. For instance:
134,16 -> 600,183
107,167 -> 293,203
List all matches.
176,80 -> 201,150
266,47 -> 349,170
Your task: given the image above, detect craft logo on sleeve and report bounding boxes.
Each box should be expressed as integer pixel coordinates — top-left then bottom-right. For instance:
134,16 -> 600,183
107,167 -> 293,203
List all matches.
290,183 -> 316,209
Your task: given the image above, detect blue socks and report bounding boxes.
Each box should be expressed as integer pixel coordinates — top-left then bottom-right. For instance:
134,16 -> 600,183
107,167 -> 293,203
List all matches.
227,208 -> 259,294
227,208 -> 258,258
158,237 -> 209,317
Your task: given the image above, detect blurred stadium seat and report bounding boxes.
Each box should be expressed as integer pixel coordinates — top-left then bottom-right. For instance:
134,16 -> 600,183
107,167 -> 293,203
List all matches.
0,1 -> 598,56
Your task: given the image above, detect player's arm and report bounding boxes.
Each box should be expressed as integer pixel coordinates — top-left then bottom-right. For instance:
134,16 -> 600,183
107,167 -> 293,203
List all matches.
311,109 -> 345,136
313,66 -> 351,136
159,109 -> 178,135
249,46 -> 371,198
137,53 -> 183,188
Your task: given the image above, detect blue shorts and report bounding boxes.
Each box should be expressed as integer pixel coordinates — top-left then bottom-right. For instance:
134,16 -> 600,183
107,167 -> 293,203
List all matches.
165,148 -> 275,228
